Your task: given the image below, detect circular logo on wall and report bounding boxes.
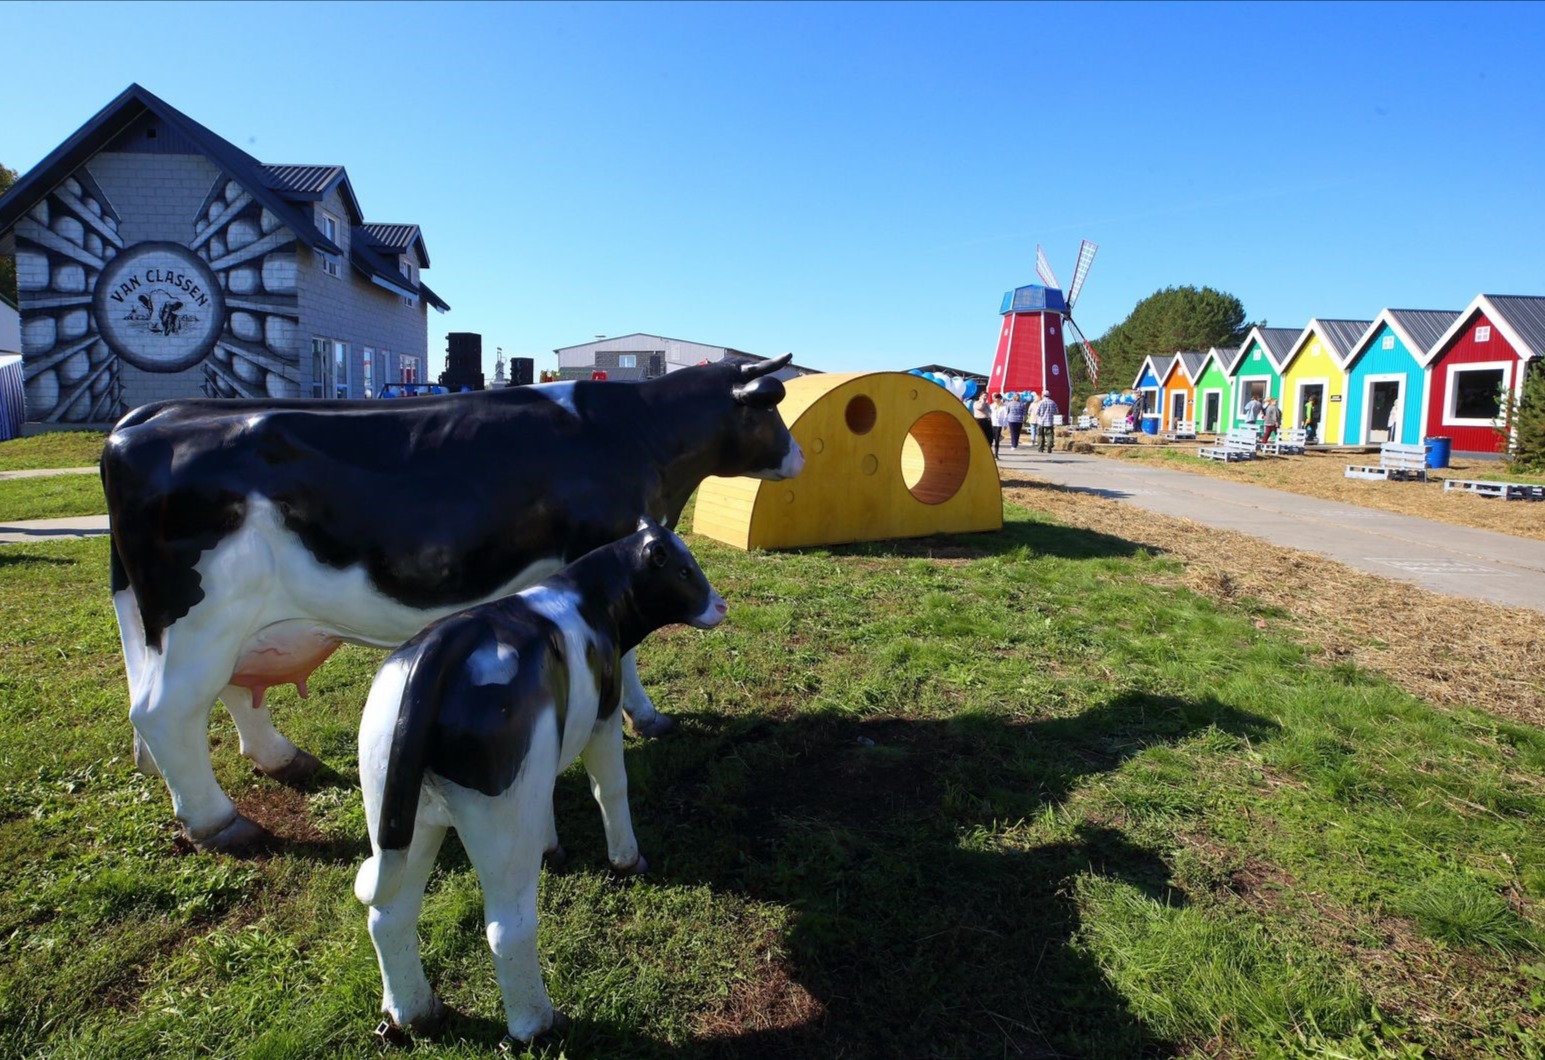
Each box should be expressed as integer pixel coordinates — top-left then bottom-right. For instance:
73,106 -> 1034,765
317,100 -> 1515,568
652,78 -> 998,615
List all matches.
1051,363 -> 1061,376
93,242 -> 227,372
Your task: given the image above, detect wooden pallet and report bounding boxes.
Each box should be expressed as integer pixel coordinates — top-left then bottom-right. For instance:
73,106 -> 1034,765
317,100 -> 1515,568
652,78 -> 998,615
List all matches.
1345,443 -> 1427,482
1443,478 -> 1545,501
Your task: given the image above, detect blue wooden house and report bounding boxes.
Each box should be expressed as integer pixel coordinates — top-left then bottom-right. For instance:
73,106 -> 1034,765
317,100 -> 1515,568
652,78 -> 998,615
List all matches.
1340,309 -> 1459,445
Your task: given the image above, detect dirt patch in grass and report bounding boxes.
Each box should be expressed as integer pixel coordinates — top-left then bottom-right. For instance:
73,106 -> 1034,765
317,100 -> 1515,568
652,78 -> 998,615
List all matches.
694,947 -> 826,1043
1090,445 -> 1545,542
1003,478 -> 1545,729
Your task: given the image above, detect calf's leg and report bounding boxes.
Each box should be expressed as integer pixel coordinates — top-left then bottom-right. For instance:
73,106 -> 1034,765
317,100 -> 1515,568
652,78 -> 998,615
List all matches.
365,821 -> 449,1032
619,650 -> 674,737
581,711 -> 644,874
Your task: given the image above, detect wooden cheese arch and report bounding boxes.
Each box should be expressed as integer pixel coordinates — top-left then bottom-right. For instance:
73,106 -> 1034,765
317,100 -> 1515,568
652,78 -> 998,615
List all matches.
693,372 -> 1003,550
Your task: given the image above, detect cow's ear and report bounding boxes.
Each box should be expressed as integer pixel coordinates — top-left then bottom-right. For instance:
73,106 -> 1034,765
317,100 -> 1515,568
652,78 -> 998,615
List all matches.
733,375 -> 785,409
647,540 -> 669,568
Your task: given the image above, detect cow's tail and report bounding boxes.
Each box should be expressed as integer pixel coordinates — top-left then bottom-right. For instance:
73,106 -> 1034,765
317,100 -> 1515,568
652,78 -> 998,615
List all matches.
355,616 -> 486,907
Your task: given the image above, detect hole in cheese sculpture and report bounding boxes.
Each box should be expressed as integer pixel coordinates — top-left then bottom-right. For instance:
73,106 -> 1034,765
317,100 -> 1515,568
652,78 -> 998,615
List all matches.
694,372 -> 1003,550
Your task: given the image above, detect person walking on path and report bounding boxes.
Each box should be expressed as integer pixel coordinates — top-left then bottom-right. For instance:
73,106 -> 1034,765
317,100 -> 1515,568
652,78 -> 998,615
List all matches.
1261,398 -> 1282,443
990,393 -> 1007,458
972,392 -> 992,443
1242,393 -> 1264,426
1005,392 -> 1028,449
1032,392 -> 1060,453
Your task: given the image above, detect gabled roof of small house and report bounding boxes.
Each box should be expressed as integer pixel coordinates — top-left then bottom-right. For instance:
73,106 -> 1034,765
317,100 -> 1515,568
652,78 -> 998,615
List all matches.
1207,345 -> 1244,375
1171,350 -> 1210,384
1283,318 -> 1373,371
1131,353 -> 1175,389
1233,327 -> 1300,373
349,230 -> 450,311
361,223 -> 429,266
1346,309 -> 1460,370
1421,294 -> 1545,367
0,84 -> 340,257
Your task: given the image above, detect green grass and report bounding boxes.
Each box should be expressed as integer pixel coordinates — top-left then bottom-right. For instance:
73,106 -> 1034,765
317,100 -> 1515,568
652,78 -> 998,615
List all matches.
0,431 -> 107,472
1,504 -> 1542,1058
0,473 -> 106,521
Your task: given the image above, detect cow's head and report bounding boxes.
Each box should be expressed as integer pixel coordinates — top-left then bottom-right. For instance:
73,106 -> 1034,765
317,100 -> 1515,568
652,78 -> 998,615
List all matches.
720,354 -> 804,481
630,518 -> 727,630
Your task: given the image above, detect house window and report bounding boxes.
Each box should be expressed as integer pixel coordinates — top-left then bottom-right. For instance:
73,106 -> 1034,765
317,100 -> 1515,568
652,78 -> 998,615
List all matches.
1449,366 -> 1506,422
321,211 -> 339,243
310,337 -> 329,399
333,340 -> 349,399
618,355 -> 637,369
316,251 -> 340,278
401,258 -> 415,282
362,347 -> 374,398
1382,335 -> 1395,350
1476,325 -> 1492,343
401,354 -> 420,384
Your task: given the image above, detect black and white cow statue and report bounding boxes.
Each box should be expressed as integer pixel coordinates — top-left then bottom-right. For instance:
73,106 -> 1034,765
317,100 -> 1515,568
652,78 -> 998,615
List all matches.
100,356 -> 802,852
354,520 -> 725,1045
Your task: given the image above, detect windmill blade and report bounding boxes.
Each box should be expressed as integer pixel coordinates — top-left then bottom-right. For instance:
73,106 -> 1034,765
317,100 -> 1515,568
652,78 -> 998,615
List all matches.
1066,316 -> 1102,384
1066,239 -> 1099,310
1034,245 -> 1062,291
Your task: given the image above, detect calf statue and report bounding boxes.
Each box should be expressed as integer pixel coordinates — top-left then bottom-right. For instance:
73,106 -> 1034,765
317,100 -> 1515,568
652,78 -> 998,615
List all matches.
100,356 -> 802,851
354,520 -> 725,1045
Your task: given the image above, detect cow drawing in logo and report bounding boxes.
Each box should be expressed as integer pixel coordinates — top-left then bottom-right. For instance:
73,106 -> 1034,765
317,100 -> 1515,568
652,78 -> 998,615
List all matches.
125,290 -> 191,338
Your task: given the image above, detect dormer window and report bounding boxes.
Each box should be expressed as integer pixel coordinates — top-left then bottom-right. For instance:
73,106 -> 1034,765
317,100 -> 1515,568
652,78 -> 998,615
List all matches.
400,257 -> 415,283
321,211 -> 339,243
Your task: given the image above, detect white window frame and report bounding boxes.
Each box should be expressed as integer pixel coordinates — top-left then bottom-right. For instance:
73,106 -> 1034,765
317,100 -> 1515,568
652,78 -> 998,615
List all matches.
316,250 -> 340,278
1443,359 -> 1512,427
1166,387 -> 1188,426
1359,372 -> 1405,445
333,339 -> 349,400
1235,375 -> 1270,420
1475,325 -> 1492,343
1381,334 -> 1395,351
400,354 -> 420,384
1201,389 -> 1222,432
1292,377 -> 1331,430
618,354 -> 638,369
310,336 -> 330,399
321,211 -> 339,243
362,347 -> 374,398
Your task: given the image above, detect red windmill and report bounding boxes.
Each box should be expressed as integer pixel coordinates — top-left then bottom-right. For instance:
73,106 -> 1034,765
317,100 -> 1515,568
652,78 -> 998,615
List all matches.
986,240 -> 1102,411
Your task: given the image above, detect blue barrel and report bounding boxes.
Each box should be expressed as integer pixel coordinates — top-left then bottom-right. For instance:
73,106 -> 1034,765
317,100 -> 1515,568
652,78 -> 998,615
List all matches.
1425,436 -> 1452,469
1141,414 -> 1159,435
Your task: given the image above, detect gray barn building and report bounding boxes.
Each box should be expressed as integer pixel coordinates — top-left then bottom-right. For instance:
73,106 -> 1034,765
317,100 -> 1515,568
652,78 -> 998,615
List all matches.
0,84 -> 449,427
554,332 -> 816,382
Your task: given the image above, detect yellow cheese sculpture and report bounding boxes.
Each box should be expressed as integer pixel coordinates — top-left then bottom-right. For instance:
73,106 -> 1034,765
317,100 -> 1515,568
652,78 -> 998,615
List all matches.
693,372 -> 1003,550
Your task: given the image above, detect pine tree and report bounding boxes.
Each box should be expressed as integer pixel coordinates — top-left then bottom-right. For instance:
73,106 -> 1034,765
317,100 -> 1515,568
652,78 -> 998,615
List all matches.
1503,361 -> 1545,472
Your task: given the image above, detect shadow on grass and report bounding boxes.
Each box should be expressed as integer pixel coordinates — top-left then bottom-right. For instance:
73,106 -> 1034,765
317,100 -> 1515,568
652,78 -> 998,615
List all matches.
541,691 -> 1277,1059
0,550 -> 80,567
792,503 -> 1158,565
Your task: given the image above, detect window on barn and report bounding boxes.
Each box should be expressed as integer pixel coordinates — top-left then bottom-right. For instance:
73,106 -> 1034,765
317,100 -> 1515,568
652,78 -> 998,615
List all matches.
618,355 -> 637,369
1382,335 -> 1395,350
1446,364 -> 1508,425
1476,325 -> 1492,343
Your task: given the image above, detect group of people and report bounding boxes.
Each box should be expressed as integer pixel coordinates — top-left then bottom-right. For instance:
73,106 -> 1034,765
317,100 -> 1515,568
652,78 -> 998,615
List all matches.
1240,393 -> 1319,444
971,390 -> 1061,456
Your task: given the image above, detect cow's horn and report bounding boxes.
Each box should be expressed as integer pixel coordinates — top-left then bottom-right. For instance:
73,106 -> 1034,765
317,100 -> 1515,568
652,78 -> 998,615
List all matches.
737,353 -> 792,381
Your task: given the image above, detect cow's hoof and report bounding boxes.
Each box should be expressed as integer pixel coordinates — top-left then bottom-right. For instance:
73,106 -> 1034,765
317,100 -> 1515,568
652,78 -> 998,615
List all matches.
627,712 -> 676,738
261,748 -> 323,788
542,844 -> 569,872
190,813 -> 272,855
499,1011 -> 568,1051
609,854 -> 648,878
375,999 -> 448,1047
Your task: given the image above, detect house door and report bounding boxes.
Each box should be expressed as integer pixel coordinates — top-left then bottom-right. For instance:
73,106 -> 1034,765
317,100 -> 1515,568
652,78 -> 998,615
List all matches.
1170,391 -> 1187,426
1369,380 -> 1401,442
1298,383 -> 1325,441
1203,392 -> 1220,433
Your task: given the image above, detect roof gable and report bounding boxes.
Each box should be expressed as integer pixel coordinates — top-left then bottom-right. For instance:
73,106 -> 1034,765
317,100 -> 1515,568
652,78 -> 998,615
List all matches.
1422,294 -> 1545,367
1232,327 -> 1299,374
1171,350 -> 1209,385
1345,308 -> 1460,370
1205,346 -> 1243,376
1282,318 -> 1373,371
0,83 -> 340,256
361,223 -> 429,267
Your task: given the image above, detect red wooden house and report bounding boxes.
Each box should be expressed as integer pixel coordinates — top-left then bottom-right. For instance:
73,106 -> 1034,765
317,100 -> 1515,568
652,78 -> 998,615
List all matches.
1419,294 -> 1545,454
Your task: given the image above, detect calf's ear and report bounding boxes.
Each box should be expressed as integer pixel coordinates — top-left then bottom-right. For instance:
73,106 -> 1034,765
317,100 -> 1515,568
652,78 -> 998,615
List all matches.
733,375 -> 785,409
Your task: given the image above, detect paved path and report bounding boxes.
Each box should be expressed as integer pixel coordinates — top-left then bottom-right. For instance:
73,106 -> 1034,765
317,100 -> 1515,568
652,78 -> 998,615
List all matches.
995,447 -> 1545,614
0,466 -> 97,480
5,457 -> 1543,613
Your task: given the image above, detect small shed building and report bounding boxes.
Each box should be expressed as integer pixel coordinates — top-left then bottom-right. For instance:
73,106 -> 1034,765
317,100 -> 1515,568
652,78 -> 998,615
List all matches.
1193,346 -> 1241,434
1228,327 -> 1298,426
1341,309 -> 1458,446
1419,294 -> 1545,455
1279,318 -> 1370,443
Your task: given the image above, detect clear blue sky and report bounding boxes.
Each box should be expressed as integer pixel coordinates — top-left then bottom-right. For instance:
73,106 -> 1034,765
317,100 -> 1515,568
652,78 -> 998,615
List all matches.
4,1 -> 1543,379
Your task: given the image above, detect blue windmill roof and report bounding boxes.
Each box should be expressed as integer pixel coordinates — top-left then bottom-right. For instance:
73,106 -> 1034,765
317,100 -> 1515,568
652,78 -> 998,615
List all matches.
1000,284 -> 1066,316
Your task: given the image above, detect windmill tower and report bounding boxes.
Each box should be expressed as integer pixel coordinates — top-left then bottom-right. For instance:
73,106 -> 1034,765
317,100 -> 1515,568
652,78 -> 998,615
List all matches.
986,240 -> 1102,411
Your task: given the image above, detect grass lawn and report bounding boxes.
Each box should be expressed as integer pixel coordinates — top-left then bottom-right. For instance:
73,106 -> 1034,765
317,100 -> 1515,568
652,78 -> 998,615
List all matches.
0,473 -> 106,521
0,431 -> 106,472
1,503 -> 1543,1058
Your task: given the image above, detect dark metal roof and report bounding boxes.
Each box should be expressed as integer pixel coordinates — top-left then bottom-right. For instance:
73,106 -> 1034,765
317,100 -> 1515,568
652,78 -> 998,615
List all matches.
361,223 -> 429,267
1175,350 -> 1209,382
1258,327 -> 1300,368
1209,346 -> 1244,373
417,280 -> 450,313
1383,309 -> 1460,357
1315,319 -> 1374,365
0,83 -> 342,256
264,164 -> 344,196
1482,295 -> 1545,358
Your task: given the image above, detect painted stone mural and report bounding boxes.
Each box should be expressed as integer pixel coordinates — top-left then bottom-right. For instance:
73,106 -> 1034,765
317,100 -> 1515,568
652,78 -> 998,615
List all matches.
15,164 -> 301,423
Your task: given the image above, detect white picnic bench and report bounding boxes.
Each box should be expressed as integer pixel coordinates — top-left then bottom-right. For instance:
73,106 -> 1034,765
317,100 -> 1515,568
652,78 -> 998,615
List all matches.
1101,420 -> 1138,444
1442,479 -> 1545,501
1345,442 -> 1428,482
1198,426 -> 1258,461
1258,427 -> 1307,456
1162,419 -> 1197,441
1076,415 -> 1099,430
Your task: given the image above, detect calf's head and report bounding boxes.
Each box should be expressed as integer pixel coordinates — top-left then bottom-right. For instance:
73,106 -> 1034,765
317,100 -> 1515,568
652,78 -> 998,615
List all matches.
628,519 -> 727,632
